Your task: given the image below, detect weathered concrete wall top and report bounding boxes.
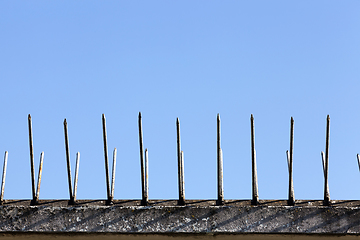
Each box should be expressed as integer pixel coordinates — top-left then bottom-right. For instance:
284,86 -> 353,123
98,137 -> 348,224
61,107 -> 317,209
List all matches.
1,200 -> 360,234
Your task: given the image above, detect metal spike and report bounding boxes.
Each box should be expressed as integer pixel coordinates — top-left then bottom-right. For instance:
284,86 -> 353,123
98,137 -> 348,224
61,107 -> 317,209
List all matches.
324,115 -> 330,206
177,118 -> 185,206
180,150 -> 185,203
286,150 -> 290,172
73,152 -> 80,202
144,148 -> 149,204
139,112 -> 147,206
35,151 -> 44,203
250,114 -> 259,205
357,154 -> 360,172
217,113 -> 224,205
102,114 -> 111,204
0,151 -> 8,203
28,114 -> 36,202
321,151 -> 326,176
111,148 -> 117,201
288,117 -> 295,205
63,118 -> 74,205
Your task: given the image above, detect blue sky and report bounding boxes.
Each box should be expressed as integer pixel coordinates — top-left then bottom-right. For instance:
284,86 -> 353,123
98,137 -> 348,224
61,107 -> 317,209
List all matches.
0,1 -> 359,201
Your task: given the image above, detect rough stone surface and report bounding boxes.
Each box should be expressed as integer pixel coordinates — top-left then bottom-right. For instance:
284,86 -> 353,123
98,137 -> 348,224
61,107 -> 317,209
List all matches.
1,200 -> 360,234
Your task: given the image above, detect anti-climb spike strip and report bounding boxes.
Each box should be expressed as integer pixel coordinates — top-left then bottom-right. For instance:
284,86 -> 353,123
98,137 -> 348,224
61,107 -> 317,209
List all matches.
287,117 -> 295,206
217,113 -> 224,205
0,151 -> 8,204
138,112 -> 148,206
0,113 -> 345,206
63,118 -> 80,205
323,115 -> 331,206
250,114 -> 259,205
177,118 -> 185,206
28,115 -> 44,205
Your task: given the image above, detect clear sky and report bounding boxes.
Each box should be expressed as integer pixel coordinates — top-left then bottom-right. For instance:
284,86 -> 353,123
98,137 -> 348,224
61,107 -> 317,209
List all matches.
0,1 -> 359,201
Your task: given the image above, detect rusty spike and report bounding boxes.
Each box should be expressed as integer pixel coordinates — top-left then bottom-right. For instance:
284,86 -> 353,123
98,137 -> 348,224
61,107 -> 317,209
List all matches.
35,151 -> 44,203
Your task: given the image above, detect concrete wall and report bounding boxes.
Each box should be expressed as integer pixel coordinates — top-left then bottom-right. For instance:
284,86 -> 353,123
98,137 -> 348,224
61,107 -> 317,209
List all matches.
1,200 -> 360,235
1,233 -> 360,240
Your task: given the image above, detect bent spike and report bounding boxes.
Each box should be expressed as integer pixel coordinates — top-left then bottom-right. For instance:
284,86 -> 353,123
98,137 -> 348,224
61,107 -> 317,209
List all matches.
0,151 -> 8,203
